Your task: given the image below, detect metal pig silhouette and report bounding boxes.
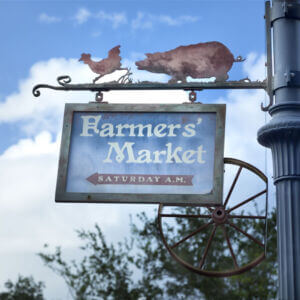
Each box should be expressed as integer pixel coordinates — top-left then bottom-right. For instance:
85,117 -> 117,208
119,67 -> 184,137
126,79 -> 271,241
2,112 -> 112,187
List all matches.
135,42 -> 245,83
79,45 -> 128,83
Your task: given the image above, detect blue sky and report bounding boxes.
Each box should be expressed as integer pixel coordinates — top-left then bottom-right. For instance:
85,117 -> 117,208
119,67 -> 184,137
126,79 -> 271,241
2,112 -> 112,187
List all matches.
0,1 -> 272,299
1,0 -> 265,95
0,0 -> 265,152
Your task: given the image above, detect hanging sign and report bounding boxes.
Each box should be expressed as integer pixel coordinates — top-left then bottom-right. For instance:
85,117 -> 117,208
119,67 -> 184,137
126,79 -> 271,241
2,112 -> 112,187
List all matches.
56,103 -> 225,205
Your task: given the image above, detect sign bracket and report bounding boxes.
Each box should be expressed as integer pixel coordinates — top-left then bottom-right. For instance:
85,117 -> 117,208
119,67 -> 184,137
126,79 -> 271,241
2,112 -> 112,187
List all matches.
33,75 -> 267,104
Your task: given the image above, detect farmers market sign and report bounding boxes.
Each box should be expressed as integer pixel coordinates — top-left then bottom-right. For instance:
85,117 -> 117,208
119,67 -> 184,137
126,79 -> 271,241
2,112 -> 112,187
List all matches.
55,103 -> 225,205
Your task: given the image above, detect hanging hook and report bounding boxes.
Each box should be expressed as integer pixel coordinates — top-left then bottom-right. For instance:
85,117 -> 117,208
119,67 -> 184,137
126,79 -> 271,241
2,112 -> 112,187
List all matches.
189,90 -> 197,103
95,91 -> 104,102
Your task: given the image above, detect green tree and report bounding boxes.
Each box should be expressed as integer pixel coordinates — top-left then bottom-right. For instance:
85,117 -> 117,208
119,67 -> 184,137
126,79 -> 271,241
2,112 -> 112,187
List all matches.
131,207 -> 277,300
39,224 -> 139,299
0,275 -> 45,300
39,208 -> 277,300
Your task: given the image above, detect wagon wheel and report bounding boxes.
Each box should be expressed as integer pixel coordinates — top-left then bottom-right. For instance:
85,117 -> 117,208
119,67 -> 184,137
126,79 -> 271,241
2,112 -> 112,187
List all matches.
158,157 -> 268,277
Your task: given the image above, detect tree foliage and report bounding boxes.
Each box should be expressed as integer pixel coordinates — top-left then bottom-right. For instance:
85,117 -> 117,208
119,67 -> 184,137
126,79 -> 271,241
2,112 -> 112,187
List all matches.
132,207 -> 277,300
38,208 -> 277,300
39,224 -> 139,299
0,275 -> 45,300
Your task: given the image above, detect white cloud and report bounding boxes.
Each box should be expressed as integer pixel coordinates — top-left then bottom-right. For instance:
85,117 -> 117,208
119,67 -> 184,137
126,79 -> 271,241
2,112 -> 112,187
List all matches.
91,31 -> 102,38
243,52 -> 266,81
74,8 -> 91,24
72,9 -> 197,29
2,131 -> 57,159
158,15 -> 199,26
0,130 -> 134,299
0,58 -> 95,135
221,89 -> 269,163
73,8 -> 127,28
132,12 -> 153,30
217,53 -> 270,169
95,10 -> 127,28
131,12 -> 199,30
38,13 -> 61,24
0,56 -> 186,136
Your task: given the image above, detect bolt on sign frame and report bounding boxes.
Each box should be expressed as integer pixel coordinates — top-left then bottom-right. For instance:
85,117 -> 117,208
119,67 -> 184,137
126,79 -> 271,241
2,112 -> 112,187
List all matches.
56,103 -> 225,206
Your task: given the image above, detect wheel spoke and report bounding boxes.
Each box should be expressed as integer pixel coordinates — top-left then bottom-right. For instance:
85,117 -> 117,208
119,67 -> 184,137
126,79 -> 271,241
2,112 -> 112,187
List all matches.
224,166 -> 243,208
222,225 -> 239,269
199,224 -> 217,269
227,221 -> 264,248
160,213 -> 211,219
206,206 -> 214,213
227,189 -> 267,213
171,221 -> 213,249
228,215 -> 266,220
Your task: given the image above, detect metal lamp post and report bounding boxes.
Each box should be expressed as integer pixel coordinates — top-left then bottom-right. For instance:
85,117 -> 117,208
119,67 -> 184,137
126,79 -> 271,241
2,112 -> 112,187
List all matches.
257,0 -> 300,298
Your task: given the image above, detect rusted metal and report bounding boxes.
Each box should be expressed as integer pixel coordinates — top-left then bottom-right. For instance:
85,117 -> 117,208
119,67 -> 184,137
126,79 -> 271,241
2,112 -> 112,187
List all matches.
227,221 -> 264,248
199,224 -> 217,269
158,157 -> 268,277
222,225 -> 239,269
170,221 -> 213,250
227,189 -> 267,213
159,213 -> 211,218
135,42 -> 245,83
228,215 -> 266,220
32,42 -> 266,102
211,207 -> 228,225
79,46 -> 129,83
223,165 -> 243,207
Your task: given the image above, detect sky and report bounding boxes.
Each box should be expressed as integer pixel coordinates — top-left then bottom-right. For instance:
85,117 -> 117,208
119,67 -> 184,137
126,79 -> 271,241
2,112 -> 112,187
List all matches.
0,0 -> 274,299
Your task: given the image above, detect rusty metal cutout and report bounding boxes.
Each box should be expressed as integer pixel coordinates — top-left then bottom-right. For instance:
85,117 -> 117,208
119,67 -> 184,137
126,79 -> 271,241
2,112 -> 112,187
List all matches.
136,42 -> 245,83
79,46 -> 129,84
32,42 -> 266,104
79,43 -> 245,84
33,42 -> 267,105
158,157 -> 268,277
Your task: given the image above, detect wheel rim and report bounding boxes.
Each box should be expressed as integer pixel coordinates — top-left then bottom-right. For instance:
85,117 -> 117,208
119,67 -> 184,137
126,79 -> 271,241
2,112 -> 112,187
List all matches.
158,157 -> 268,277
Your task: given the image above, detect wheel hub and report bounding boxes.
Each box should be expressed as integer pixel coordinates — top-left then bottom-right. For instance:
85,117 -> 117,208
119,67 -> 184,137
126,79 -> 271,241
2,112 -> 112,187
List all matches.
212,206 -> 227,224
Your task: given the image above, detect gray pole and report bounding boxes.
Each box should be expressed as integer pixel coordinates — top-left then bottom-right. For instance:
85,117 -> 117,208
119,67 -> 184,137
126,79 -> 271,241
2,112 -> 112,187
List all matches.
257,0 -> 300,299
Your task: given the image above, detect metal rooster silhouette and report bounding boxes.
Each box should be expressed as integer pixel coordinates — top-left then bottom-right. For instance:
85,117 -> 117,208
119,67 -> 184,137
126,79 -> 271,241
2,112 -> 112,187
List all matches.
79,45 -> 128,83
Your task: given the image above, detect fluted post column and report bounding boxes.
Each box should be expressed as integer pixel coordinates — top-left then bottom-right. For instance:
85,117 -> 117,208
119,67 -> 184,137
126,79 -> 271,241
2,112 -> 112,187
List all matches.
257,1 -> 300,299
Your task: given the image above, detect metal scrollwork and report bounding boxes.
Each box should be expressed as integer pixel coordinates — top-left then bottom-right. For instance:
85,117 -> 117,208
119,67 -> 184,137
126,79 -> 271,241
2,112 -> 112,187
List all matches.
117,69 -> 133,84
33,77 -> 267,102
32,75 -> 74,97
32,86 -> 42,97
32,42 -> 269,108
57,75 -> 72,86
